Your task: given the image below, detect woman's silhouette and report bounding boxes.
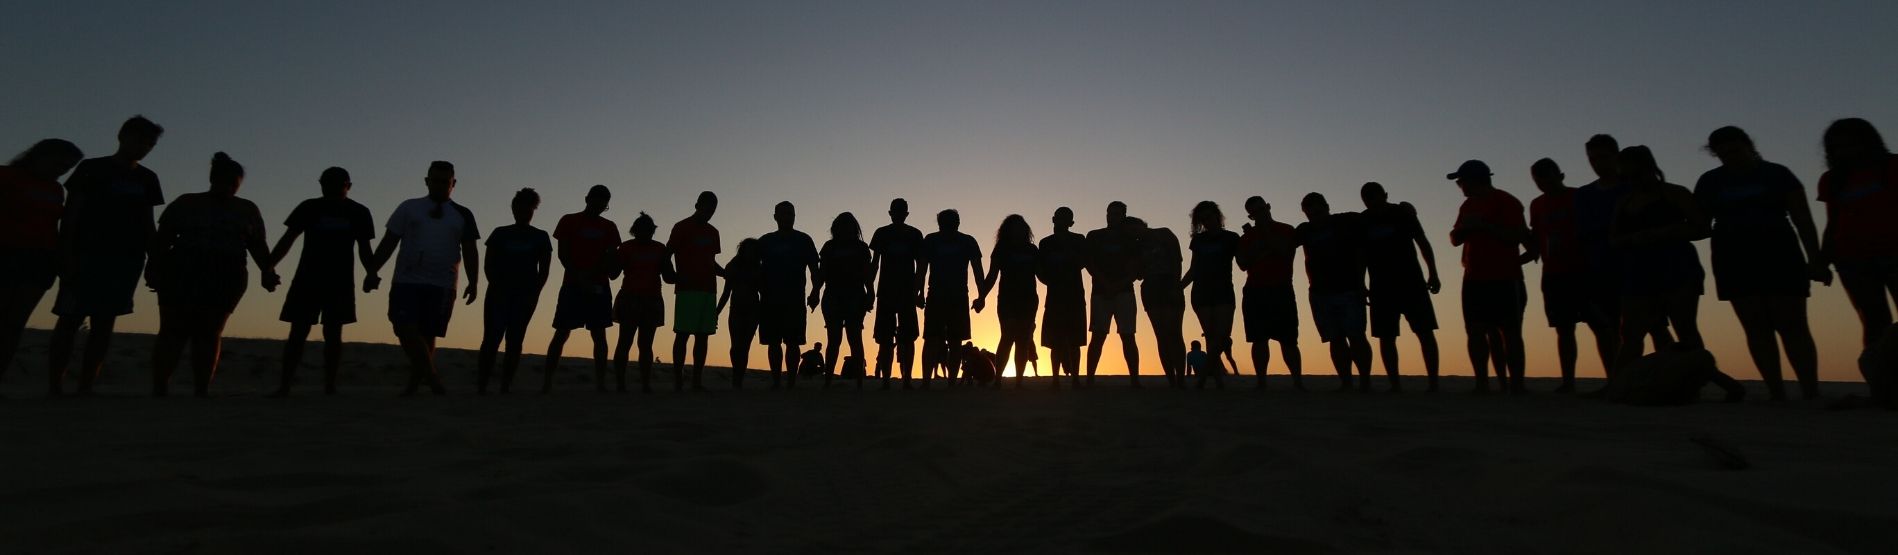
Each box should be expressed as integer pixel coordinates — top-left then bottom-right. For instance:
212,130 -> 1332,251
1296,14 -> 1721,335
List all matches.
476,189 -> 551,394
1609,147 -> 1738,400
1817,118 -> 1898,351
148,152 -> 279,397
811,212 -> 874,388
977,214 -> 1039,389
1130,217 -> 1190,388
716,238 -> 763,389
0,139 -> 83,383
612,213 -> 675,393
1182,201 -> 1241,388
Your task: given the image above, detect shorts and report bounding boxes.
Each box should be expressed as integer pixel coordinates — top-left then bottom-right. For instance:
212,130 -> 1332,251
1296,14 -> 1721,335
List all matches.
758,295 -> 807,346
615,290 -> 666,328
1710,233 -> 1809,301
1540,272 -> 1588,328
389,282 -> 456,338
51,250 -> 144,318
1368,286 -> 1437,338
1190,282 -> 1236,309
156,258 -> 247,314
1040,287 -> 1086,348
552,281 -> 615,331
822,289 -> 869,330
0,248 -> 56,291
1193,302 -> 1236,341
1308,289 -> 1366,343
873,296 -> 918,343
1089,289 -> 1137,335
280,278 -> 357,325
924,291 -> 971,341
673,290 -> 718,335
728,297 -> 760,340
1242,285 -> 1298,342
482,284 -> 540,341
1462,279 -> 1527,332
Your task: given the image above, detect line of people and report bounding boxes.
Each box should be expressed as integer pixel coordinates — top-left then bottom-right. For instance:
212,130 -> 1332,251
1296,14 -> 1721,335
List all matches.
1,116 -> 1895,403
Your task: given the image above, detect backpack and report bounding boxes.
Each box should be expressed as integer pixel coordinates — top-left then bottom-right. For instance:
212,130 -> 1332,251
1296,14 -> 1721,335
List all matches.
839,356 -> 866,379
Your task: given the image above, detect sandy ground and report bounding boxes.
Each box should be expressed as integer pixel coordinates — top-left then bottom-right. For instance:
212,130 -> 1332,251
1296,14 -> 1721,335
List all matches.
3,330 -> 1898,554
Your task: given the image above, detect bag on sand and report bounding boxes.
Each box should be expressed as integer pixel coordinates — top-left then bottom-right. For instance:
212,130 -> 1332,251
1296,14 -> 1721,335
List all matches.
840,356 -> 866,379
962,347 -> 999,383
1606,347 -> 1740,406
798,351 -> 826,377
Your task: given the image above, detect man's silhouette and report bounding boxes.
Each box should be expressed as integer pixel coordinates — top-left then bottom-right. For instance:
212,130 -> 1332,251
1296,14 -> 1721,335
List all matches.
1527,159 -> 1612,393
0,139 -> 82,383
1130,217 -> 1187,387
613,213 -> 675,393
267,167 -> 375,397
543,185 -> 621,393
1295,193 -> 1371,390
1085,201 -> 1143,387
147,152 -> 280,397
1448,160 -> 1531,394
916,209 -> 985,388
476,189 -> 550,394
366,161 -> 480,397
976,214 -> 1039,389
715,238 -> 761,389
48,116 -> 164,396
757,201 -> 819,389
1186,340 -> 1211,388
1237,196 -> 1302,389
1181,201 -> 1242,388
1357,183 -> 1442,392
1573,134 -> 1635,380
869,199 -> 924,389
1037,207 -> 1088,389
811,212 -> 873,388
667,191 -> 723,390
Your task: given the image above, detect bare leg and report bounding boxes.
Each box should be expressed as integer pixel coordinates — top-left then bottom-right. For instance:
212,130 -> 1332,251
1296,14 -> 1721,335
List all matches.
273,323 -> 313,397
1376,337 -> 1401,390
76,316 -> 117,394
500,322 -> 527,393
1731,297 -> 1786,400
1552,325 -> 1578,393
152,309 -> 188,397
47,315 -> 85,395
613,325 -> 635,392
767,342 -> 785,389
543,328 -> 572,394
848,327 -> 866,389
589,328 -> 610,393
191,311 -> 231,397
1770,297 -> 1820,400
825,327 -> 842,388
1417,331 -> 1438,393
1467,326 -> 1492,393
321,323 -> 344,394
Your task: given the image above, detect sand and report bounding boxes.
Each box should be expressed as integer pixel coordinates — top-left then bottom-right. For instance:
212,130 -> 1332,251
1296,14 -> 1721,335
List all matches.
3,330 -> 1897,554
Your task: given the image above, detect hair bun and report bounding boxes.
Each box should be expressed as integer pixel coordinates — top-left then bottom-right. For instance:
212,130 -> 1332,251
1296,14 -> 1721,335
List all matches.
213,151 -> 232,163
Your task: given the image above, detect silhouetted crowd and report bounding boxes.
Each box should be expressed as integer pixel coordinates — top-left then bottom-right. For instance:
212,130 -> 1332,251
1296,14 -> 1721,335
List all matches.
3,116 -> 1896,406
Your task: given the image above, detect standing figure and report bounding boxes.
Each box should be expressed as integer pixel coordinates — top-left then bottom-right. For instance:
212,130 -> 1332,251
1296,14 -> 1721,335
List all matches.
613,213 -> 675,393
1085,201 -> 1144,387
917,209 -> 985,388
667,191 -> 723,390
366,160 -> 481,397
811,212 -> 873,388
148,152 -> 279,397
1448,160 -> 1531,394
1527,159 -> 1612,393
716,239 -> 762,389
48,116 -> 164,396
0,140 -> 81,382
1237,197 -> 1302,389
1037,207 -> 1089,389
1359,183 -> 1442,392
977,214 -> 1040,389
1295,193 -> 1371,390
476,189 -> 551,394
1181,201 -> 1242,389
268,167 -> 375,397
1610,147 -> 1741,400
1132,217 -> 1188,387
869,199 -> 924,389
757,202 -> 820,389
1817,119 -> 1898,351
544,185 -> 621,393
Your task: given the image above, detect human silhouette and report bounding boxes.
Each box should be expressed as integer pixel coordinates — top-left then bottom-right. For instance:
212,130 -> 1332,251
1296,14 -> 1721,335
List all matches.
365,160 -> 480,397
917,209 -> 985,389
1609,147 -> 1725,398
799,342 -> 827,377
1181,201 -> 1242,389
1358,184 -> 1442,392
476,189 -> 550,394
869,199 -> 924,389
757,201 -> 820,389
1447,160 -> 1530,394
959,341 -> 1000,385
1295,193 -> 1371,390
1186,340 -> 1211,388
1131,217 -> 1187,388
613,213 -> 675,393
811,212 -> 873,389
1817,118 -> 1898,351
1237,196 -> 1303,389
542,185 -> 621,393
1527,159 -> 1613,393
715,238 -> 762,389
1694,126 -> 1828,401
667,191 -> 723,390
1037,207 -> 1088,389
0,139 -> 82,383
48,116 -> 164,396
976,214 -> 1039,389
266,167 -> 375,397
147,152 -> 279,397
1573,134 -> 1671,383
1085,201 -> 1143,387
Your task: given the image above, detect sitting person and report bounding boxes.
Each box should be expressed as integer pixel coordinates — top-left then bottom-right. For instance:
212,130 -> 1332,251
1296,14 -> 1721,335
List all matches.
798,343 -> 827,378
960,341 -> 999,385
1605,345 -> 1745,406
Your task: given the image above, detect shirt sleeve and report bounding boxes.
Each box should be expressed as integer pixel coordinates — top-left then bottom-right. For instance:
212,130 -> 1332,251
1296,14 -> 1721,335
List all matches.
284,201 -> 310,230
145,171 -> 166,206
355,204 -> 377,240
456,204 -> 480,242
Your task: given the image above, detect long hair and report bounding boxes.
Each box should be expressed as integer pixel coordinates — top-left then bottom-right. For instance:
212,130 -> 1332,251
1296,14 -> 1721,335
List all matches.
995,214 -> 1032,247
1705,126 -> 1758,157
1190,201 -> 1224,236
8,138 -> 82,168
1824,118 -> 1890,172
830,212 -> 862,243
1618,146 -> 1664,183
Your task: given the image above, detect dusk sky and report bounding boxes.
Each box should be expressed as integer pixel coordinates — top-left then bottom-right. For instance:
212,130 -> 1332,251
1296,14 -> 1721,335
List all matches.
7,1 -> 1897,380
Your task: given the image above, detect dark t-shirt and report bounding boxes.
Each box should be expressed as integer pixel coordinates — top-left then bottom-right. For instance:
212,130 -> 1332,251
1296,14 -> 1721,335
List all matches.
1037,231 -> 1087,293
1187,228 -> 1241,287
1086,225 -> 1142,293
65,157 -> 164,253
1694,162 -> 1802,243
1295,212 -> 1366,294
819,239 -> 873,293
922,231 -> 981,295
991,241 -> 1040,304
158,192 -> 265,270
870,223 -> 924,301
485,224 -> 551,291
1359,202 -> 1426,291
1574,180 -> 1628,278
758,229 -> 818,300
284,197 -> 374,286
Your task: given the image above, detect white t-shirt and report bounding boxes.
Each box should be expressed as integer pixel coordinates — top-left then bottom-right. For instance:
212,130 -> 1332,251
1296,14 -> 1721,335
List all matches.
386,197 -> 480,289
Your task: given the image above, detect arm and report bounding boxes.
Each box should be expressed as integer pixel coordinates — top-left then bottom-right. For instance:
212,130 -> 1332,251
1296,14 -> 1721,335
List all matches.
1786,185 -> 1831,285
914,257 -> 931,308
461,238 -> 480,304
975,253 -> 1000,302
867,251 -> 882,308
969,252 -> 988,312
661,249 -> 678,284
1410,216 -> 1442,294
806,253 -> 822,311
715,275 -> 733,316
269,227 -> 302,268
146,209 -> 177,291
366,235 -> 400,292
1668,186 -> 1712,242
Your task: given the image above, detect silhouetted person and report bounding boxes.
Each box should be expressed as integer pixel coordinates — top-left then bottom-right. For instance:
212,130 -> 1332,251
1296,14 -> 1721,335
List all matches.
1037,207 -> 1088,389
266,167 -> 375,397
1527,159 -> 1612,393
1085,201 -> 1143,387
1132,217 -> 1187,387
977,214 -> 1039,389
366,160 -> 480,397
799,342 -> 826,378
1182,201 -> 1242,388
917,209 -> 984,388
811,212 -> 873,388
1817,118 -> 1898,351
1447,160 -> 1530,394
0,140 -> 82,383
1609,147 -> 1721,397
716,238 -> 762,389
1237,196 -> 1303,389
48,116 -> 164,396
1295,193 -> 1371,390
476,189 -> 550,394
668,191 -> 723,390
869,199 -> 924,389
1573,134 -> 1658,381
758,201 -> 819,389
959,341 -> 999,385
1358,183 -> 1442,392
1186,340 -> 1212,388
543,185 -> 621,393
613,213 -> 675,393
1695,126 -> 1827,401
148,152 -> 279,397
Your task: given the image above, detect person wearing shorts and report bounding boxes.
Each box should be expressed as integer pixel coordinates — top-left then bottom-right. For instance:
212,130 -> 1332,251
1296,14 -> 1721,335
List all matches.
1528,158 -> 1613,393
1037,207 -> 1088,388
48,116 -> 164,396
1182,201 -> 1242,388
268,167 -> 375,397
1295,193 -> 1371,390
148,152 -> 279,398
543,185 -> 621,393
1449,160 -> 1530,394
368,160 -> 481,396
757,201 -> 820,388
1359,182 -> 1443,392
1085,201 -> 1143,387
668,191 -> 723,389
718,238 -> 763,389
1236,196 -> 1302,389
977,214 -> 1039,389
869,199 -> 924,388
918,209 -> 984,388
812,212 -> 873,388
1135,219 -> 1189,387
615,212 -> 674,393
0,140 -> 80,387
476,188 -> 550,394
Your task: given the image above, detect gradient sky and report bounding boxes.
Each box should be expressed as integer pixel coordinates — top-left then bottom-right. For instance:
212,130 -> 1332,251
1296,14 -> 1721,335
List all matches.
7,1 -> 1897,381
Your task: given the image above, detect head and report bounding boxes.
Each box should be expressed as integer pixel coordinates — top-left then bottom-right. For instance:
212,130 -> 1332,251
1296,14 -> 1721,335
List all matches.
830,212 -> 862,243
1190,200 -> 1225,236
1530,158 -> 1565,194
996,214 -> 1032,246
888,198 -> 909,224
584,184 -> 611,215
1053,206 -> 1075,231
116,115 -> 163,161
1122,216 -> 1149,234
1244,195 -> 1271,223
1190,340 -> 1202,351
936,209 -> 960,232
511,188 -> 540,225
8,139 -> 83,182
1359,182 -> 1388,208
733,238 -> 760,264
209,152 -> 244,195
1300,192 -> 1330,221
1823,118 -> 1889,172
1618,146 -> 1664,185
319,167 -> 352,198
631,212 -> 657,240
1448,160 -> 1493,198
1704,126 -> 1760,168
425,161 -> 456,201
1585,134 -> 1621,182
774,201 -> 796,230
1106,201 -> 1127,227
694,190 -> 718,221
